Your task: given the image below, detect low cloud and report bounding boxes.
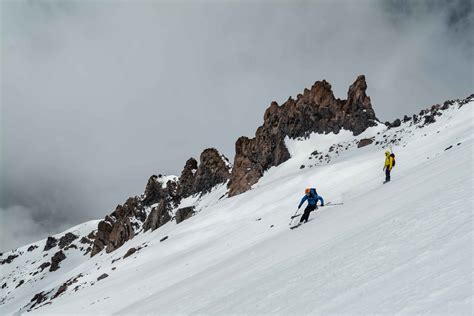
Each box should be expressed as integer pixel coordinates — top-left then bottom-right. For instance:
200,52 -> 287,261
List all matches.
1,0 -> 472,251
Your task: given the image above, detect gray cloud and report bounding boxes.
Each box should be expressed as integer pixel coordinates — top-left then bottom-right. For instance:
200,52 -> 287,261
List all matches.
1,0 -> 472,251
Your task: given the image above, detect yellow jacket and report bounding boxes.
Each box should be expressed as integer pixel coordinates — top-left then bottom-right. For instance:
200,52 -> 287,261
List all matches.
384,153 -> 394,170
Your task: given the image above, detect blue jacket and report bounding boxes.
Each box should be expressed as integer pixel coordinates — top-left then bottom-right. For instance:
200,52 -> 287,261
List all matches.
298,189 -> 324,208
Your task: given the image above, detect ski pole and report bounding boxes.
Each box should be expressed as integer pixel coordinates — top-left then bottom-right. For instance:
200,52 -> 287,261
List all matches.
289,208 -> 299,226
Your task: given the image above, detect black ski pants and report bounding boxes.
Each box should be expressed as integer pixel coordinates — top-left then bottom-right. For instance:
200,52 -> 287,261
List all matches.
300,204 -> 317,223
385,167 -> 391,182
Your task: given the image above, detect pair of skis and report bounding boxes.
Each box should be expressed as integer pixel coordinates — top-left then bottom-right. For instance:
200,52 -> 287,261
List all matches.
289,201 -> 344,229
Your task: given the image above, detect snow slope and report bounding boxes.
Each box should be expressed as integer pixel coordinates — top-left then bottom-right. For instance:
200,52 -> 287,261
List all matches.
1,100 -> 473,315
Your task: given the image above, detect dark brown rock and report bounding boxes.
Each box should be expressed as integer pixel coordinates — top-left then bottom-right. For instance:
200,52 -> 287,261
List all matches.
97,273 -> 109,281
80,236 -> 92,244
30,292 -> 48,309
391,119 -> 401,128
175,206 -> 195,224
0,254 -> 18,265
228,75 -> 378,196
177,158 -> 198,198
357,138 -> 374,148
44,237 -> 58,251
58,233 -> 78,249
27,245 -> 38,252
123,247 -> 138,259
143,175 -> 168,206
193,148 -> 231,195
38,262 -> 51,272
53,284 -> 67,299
160,236 -> 168,242
16,280 -> 24,288
49,251 -> 66,272
143,200 -> 171,232
91,199 -> 139,256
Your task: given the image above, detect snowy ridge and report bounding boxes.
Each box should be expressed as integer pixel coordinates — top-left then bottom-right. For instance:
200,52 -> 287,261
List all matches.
1,98 -> 472,314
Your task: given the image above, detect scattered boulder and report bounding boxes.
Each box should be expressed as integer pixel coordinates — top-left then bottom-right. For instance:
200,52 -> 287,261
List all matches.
52,284 -> 67,299
44,237 -> 58,251
444,145 -> 453,151
58,233 -> 78,249
0,254 -> 19,265
160,236 -> 169,242
97,273 -> 109,281
123,247 -> 138,259
27,245 -> 38,252
80,236 -> 92,244
64,244 -> 77,251
49,251 -> 66,272
29,292 -> 48,310
1,283 -> 6,289
175,206 -> 195,224
15,280 -> 24,288
357,138 -> 374,148
38,262 -> 51,272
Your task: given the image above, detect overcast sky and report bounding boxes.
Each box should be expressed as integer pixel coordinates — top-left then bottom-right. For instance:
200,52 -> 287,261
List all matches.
1,0 -> 472,252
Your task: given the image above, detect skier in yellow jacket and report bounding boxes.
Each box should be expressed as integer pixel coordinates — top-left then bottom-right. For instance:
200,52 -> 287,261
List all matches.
383,150 -> 395,183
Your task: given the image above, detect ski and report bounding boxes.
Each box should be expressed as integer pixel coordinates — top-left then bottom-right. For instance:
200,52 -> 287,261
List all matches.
290,218 -> 315,229
325,202 -> 344,206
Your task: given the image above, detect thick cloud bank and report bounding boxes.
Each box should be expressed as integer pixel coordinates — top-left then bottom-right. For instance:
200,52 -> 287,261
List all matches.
1,0 -> 472,251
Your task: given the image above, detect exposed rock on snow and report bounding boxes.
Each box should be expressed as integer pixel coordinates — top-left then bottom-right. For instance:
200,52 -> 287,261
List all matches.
49,251 -> 66,272
143,200 -> 171,232
97,273 -> 109,281
228,75 -> 378,196
43,237 -> 58,251
357,138 -> 374,148
0,254 -> 19,265
194,148 -> 231,195
27,245 -> 38,252
175,206 -> 195,224
58,233 -> 78,249
177,158 -> 198,198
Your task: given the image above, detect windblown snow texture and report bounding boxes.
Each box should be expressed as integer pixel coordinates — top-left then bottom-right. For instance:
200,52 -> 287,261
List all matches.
1,99 -> 472,315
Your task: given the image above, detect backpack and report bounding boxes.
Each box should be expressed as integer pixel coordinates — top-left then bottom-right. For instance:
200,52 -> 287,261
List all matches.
390,153 -> 396,167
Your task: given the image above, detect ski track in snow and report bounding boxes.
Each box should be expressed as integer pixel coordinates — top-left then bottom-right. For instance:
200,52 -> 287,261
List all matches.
1,102 -> 473,315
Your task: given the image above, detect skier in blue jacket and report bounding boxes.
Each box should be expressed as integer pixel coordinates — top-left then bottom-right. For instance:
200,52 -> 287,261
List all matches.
298,188 -> 324,223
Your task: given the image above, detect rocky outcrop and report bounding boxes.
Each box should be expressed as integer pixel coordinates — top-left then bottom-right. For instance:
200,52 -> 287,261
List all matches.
177,149 -> 231,197
43,237 -> 58,251
228,75 -> 378,196
49,251 -> 66,272
177,158 -> 198,198
194,149 -> 231,195
143,175 -> 168,206
27,245 -> 38,252
0,254 -> 19,265
91,195 -> 150,256
143,200 -> 171,232
58,233 -> 78,249
175,206 -> 195,224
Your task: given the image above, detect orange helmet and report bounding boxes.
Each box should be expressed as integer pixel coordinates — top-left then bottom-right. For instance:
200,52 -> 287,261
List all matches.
305,188 -> 311,194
